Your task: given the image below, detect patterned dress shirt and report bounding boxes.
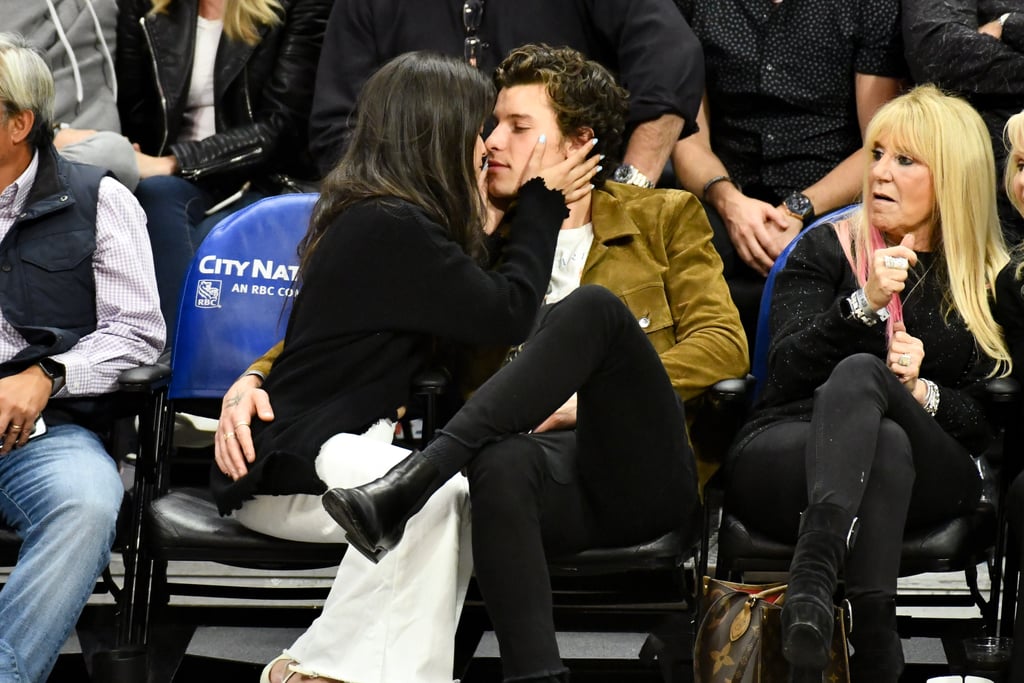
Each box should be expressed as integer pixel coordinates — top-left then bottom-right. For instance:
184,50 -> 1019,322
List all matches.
677,0 -> 907,203
0,151 -> 165,396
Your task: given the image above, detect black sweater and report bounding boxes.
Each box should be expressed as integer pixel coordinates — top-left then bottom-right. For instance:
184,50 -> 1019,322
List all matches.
212,179 -> 567,513
733,225 -> 996,457
994,261 -> 1024,382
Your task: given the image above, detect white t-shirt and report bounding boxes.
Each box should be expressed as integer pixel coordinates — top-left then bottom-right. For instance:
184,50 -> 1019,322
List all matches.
545,223 -> 594,304
180,16 -> 223,142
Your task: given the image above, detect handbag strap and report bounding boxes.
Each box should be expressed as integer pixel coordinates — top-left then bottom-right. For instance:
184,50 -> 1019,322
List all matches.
750,584 -> 788,601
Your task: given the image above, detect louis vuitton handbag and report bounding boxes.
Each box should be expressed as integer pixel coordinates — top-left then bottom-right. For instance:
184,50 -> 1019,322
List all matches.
693,577 -> 851,683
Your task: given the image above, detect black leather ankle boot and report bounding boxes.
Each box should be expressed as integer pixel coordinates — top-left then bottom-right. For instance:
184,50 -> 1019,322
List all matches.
781,503 -> 857,671
848,597 -> 903,683
321,450 -> 444,564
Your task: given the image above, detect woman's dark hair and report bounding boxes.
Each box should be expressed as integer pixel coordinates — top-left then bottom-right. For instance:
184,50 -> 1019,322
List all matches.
494,44 -> 628,187
300,52 -> 494,273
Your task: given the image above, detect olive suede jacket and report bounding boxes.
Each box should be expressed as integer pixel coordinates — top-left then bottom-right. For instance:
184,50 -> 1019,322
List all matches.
246,182 -> 748,481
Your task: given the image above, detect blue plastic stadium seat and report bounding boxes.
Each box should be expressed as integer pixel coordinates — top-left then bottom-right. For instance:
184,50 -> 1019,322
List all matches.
169,193 -> 317,400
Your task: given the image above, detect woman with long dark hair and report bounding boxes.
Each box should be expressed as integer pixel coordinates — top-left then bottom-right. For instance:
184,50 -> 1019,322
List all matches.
209,51 -> 599,683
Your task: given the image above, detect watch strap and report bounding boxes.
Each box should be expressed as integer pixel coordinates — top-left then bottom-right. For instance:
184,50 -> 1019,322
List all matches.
38,358 -> 66,396
613,164 -> 655,189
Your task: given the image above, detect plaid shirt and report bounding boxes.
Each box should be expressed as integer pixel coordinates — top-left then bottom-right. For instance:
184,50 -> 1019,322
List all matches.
0,151 -> 165,397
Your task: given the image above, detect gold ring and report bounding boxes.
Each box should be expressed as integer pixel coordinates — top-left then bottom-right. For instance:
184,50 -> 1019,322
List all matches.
225,432 -> 236,440
897,353 -> 912,367
235,422 -> 251,429
9,425 -> 22,431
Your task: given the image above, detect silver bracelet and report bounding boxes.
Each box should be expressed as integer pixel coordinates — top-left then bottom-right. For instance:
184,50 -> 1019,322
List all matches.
846,289 -> 889,326
920,378 -> 940,417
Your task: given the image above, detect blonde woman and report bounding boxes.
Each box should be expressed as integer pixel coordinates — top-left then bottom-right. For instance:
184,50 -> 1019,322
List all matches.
725,85 -> 1010,682
116,0 -> 329,334
993,110 -> 1024,681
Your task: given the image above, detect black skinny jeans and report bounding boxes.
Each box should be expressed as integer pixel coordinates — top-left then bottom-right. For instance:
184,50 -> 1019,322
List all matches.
728,353 -> 981,601
435,285 -> 699,682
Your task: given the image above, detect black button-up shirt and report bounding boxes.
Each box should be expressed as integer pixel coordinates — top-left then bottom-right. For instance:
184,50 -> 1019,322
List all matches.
309,0 -> 706,176
678,0 -> 906,202
902,0 -> 1024,242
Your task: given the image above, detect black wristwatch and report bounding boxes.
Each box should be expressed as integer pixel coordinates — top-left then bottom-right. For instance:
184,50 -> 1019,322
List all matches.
38,358 -> 66,396
783,191 -> 815,224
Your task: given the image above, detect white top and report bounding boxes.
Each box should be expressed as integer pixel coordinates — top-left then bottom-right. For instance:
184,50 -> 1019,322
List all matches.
545,223 -> 594,304
180,15 -> 223,142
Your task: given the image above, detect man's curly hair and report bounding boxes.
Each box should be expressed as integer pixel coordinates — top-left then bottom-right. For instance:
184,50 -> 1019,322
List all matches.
494,44 -> 629,187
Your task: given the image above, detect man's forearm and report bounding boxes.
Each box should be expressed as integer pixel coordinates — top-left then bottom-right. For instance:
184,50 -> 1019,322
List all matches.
621,114 -> 685,182
801,151 -> 865,219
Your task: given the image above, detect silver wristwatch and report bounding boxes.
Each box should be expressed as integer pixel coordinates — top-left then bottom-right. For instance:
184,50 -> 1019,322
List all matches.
612,164 -> 655,189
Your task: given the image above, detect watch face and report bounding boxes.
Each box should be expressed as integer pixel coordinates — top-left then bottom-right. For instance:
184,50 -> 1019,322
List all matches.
613,165 -> 633,183
785,192 -> 813,218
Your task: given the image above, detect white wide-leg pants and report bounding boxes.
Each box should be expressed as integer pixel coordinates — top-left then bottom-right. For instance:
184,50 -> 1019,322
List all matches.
233,426 -> 473,683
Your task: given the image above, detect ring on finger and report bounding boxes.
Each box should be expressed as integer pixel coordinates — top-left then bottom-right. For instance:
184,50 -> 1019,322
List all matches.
225,431 -> 236,440
897,353 -> 912,367
883,255 -> 909,270
9,424 -> 22,432
235,422 -> 250,430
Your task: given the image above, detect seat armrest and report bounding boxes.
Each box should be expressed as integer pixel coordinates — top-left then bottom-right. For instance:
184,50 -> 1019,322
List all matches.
985,377 -> 1021,404
118,361 -> 172,392
689,376 -> 752,464
412,367 -> 450,396
709,376 -> 752,402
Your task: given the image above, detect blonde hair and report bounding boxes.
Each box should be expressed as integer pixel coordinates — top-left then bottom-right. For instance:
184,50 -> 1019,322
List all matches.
150,0 -> 283,45
852,85 -> 1010,375
1005,111 -> 1024,218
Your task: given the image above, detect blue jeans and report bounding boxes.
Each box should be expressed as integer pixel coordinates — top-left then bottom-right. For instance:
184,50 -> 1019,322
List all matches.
0,424 -> 123,683
134,175 -> 264,338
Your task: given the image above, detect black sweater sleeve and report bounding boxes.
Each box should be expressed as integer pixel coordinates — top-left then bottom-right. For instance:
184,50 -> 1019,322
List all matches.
995,261 -> 1024,382
903,0 -> 1024,98
765,226 -> 885,402
302,179 -> 568,345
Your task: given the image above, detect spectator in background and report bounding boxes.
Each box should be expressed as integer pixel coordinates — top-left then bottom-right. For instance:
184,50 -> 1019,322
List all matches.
116,0 -> 329,335
993,109 -> 1024,683
902,0 -> 1024,244
308,0 -> 704,189
13,0 -> 139,190
673,0 -> 905,343
0,34 -> 164,683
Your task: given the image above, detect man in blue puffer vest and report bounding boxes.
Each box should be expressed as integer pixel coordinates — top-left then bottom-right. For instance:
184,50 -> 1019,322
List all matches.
0,33 -> 164,683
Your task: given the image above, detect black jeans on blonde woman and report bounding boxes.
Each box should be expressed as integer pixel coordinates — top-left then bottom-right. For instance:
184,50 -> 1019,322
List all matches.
324,285 -> 699,682
727,354 -> 982,682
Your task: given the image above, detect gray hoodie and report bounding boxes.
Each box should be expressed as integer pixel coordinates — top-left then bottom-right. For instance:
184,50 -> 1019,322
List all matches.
13,0 -> 120,131
11,0 -> 139,190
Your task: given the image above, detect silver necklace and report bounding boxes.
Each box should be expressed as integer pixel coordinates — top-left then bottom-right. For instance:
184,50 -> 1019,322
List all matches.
902,259 -> 935,305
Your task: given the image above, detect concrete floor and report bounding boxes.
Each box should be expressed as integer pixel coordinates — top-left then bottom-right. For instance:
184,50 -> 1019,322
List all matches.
20,552 -> 1008,682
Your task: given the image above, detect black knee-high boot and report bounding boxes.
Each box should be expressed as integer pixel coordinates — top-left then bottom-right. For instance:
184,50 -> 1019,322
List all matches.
321,450 -> 445,564
782,503 -> 858,671
847,597 -> 903,683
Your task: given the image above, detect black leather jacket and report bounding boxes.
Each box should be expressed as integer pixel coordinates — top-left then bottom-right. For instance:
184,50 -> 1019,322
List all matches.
116,0 -> 329,195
